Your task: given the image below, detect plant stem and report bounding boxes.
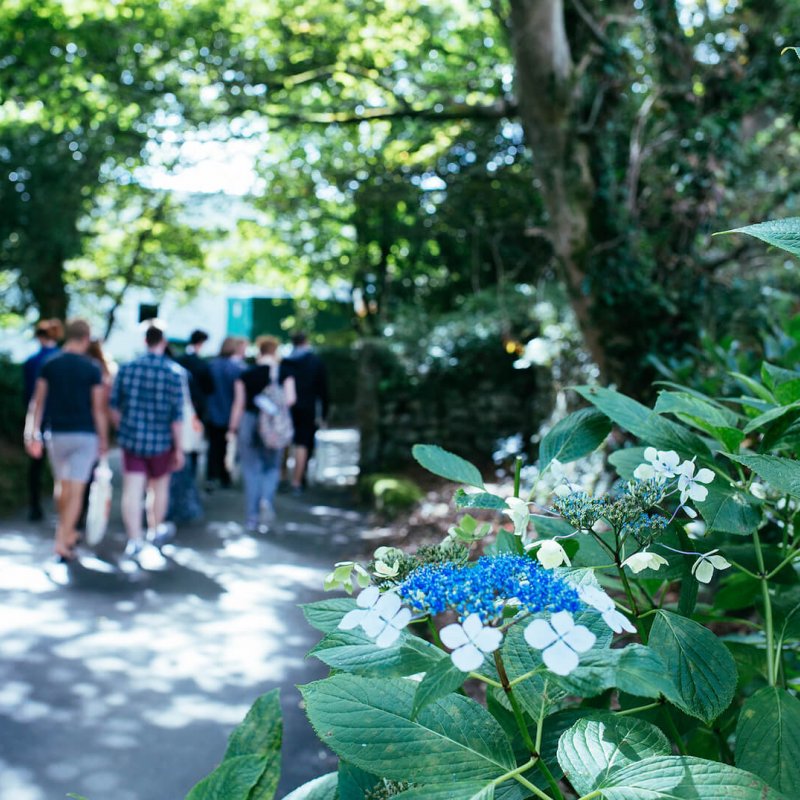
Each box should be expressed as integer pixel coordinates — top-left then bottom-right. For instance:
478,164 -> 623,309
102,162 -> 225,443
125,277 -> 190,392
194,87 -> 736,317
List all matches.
661,706 -> 689,755
752,529 -> 777,686
469,671 -> 503,689
508,667 -> 542,688
766,547 -> 800,579
514,456 -> 522,498
514,773 -> 553,799
615,701 -> 662,716
617,564 -> 646,641
494,651 -> 565,800
427,617 -> 444,649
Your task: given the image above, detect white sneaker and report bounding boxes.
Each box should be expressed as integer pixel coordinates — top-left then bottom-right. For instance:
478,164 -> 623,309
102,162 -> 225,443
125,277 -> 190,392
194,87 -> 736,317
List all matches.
148,522 -> 176,548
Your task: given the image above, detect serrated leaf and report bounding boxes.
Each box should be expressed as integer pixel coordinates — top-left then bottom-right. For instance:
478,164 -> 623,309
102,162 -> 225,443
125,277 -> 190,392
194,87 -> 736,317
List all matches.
303,598 -> 358,634
308,628 -> 444,677
743,402 -> 800,434
648,611 -> 736,725
575,386 -> 712,461
224,690 -> 282,799
557,714 -> 670,795
695,483 -> 761,536
412,444 -> 484,488
185,755 -> 267,800
722,217 -> 800,259
735,687 -> 800,794
412,656 -> 466,718
282,773 -> 338,800
395,783 -> 495,799
301,675 -> 516,787
724,453 -> 800,498
539,408 -> 611,469
594,755 -> 788,798
454,489 -> 508,510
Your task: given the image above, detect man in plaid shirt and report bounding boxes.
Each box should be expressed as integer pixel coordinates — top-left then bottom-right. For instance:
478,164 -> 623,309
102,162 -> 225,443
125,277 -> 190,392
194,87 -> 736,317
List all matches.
111,324 -> 184,556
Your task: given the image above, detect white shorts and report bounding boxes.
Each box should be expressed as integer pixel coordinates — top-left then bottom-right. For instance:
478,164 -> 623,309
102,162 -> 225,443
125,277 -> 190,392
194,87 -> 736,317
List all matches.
46,433 -> 99,483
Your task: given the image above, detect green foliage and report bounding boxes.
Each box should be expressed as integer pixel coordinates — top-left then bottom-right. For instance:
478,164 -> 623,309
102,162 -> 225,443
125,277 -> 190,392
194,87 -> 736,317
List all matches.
186,689 -> 282,800
411,444 -> 484,489
358,474 -> 424,517
538,409 -> 612,471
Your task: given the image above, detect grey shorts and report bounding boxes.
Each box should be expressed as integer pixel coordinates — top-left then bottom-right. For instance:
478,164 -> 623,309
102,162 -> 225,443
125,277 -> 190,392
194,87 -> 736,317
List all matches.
46,433 -> 99,483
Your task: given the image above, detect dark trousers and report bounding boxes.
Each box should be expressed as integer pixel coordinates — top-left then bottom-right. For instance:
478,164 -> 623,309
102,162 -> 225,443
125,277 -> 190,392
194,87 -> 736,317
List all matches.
206,423 -> 232,487
27,453 -> 45,516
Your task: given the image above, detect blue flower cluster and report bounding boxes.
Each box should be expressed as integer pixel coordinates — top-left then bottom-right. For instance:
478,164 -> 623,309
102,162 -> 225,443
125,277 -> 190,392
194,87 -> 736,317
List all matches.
397,554 -> 582,624
620,512 -> 668,545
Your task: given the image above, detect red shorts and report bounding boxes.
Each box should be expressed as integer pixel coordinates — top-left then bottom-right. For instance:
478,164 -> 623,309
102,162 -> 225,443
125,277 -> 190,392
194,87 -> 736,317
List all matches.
122,449 -> 174,479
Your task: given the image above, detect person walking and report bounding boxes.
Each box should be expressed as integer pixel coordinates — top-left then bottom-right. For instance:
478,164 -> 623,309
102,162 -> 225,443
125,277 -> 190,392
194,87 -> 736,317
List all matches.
282,331 -> 329,494
110,323 -> 184,558
23,319 -> 108,561
22,319 -> 63,521
228,336 -> 296,532
205,336 -> 246,490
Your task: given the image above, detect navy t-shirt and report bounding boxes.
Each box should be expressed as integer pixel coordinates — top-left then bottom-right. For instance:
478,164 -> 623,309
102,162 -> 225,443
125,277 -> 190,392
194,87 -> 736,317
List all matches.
39,352 -> 101,433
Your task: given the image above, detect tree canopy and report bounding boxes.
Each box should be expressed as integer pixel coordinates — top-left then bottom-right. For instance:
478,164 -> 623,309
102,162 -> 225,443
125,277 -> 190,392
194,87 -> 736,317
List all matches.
2,0 -> 800,392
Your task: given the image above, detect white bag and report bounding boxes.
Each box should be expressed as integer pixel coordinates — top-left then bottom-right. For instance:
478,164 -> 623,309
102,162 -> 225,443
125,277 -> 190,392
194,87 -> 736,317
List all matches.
85,458 -> 113,546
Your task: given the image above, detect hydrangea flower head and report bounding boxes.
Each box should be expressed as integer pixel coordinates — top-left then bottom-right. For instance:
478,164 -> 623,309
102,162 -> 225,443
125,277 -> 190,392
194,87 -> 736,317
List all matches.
634,448 -> 681,480
526,538 -> 571,569
621,549 -> 669,574
397,554 -> 582,624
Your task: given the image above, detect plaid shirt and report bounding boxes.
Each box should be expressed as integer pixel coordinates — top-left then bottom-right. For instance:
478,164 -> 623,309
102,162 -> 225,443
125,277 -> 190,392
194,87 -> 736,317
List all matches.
111,353 -> 184,456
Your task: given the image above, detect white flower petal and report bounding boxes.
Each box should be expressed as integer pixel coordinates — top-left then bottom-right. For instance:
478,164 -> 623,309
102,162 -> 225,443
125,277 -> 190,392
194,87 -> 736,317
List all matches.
679,460 -> 696,478
374,592 -> 402,619
553,484 -> 572,498
563,624 -> 596,654
473,627 -> 503,654
693,558 -> 714,584
644,446 -> 658,463
660,451 -> 681,469
389,607 -> 413,631
524,619 -> 559,649
542,640 -> 580,676
356,586 -> 380,609
708,555 -> 731,570
375,624 -> 402,648
579,586 -> 613,613
603,609 -> 637,634
695,468 -> 715,484
688,484 -> 708,503
361,609 -> 385,638
633,464 -> 656,480
462,613 -> 485,640
338,609 -> 367,630
550,610 -> 576,637
451,644 -> 486,672
440,622 -> 470,650
683,504 -> 698,519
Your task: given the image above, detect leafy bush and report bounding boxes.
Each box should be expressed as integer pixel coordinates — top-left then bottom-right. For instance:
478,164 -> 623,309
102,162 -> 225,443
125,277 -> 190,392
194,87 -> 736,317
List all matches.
358,474 -> 424,518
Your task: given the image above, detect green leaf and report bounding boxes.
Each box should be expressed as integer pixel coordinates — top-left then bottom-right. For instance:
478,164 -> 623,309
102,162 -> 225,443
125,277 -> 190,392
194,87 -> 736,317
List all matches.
721,217 -> 800,259
301,675 -> 516,787
729,372 -> 776,404
742,402 -> 800,435
608,447 -> 647,481
724,453 -> 800,498
223,690 -> 282,800
486,529 -> 524,556
735,687 -> 800,794
337,762 -> 381,800
308,629 -> 444,677
593,755 -> 789,798
395,784 -> 495,799
648,611 -> 736,725
303,598 -> 358,634
412,444 -> 484,488
454,489 -> 508,510
613,644 -> 678,700
556,714 -> 671,795
530,515 -> 575,537
539,408 -> 611,469
575,386 -> 711,461
654,391 -> 740,428
695,483 -> 761,536
281,773 -> 339,800
412,656 -> 466,718
185,755 -> 267,800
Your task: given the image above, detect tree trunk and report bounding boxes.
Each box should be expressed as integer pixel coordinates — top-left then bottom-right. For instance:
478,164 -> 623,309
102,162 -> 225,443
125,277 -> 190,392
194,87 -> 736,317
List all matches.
508,0 -> 608,378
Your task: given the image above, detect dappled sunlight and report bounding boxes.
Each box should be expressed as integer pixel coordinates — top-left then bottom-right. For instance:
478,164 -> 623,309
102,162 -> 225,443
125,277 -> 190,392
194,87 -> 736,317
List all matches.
0,485 -> 365,798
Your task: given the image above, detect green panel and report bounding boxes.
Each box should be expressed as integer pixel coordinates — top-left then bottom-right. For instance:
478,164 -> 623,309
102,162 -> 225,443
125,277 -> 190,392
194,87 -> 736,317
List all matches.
227,298 -> 253,337
251,297 -> 296,337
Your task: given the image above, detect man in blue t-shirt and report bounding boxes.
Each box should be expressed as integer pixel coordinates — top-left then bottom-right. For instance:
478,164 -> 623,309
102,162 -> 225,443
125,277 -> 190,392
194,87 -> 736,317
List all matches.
22,319 -> 62,521
24,319 -> 108,562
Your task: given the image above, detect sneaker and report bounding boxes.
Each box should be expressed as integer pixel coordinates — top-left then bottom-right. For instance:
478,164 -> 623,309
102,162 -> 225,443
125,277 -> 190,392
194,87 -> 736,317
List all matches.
148,522 -> 176,548
124,539 -> 144,560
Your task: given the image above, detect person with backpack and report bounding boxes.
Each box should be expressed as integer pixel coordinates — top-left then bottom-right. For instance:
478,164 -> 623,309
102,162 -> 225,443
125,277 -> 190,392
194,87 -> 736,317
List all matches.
228,336 -> 296,533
